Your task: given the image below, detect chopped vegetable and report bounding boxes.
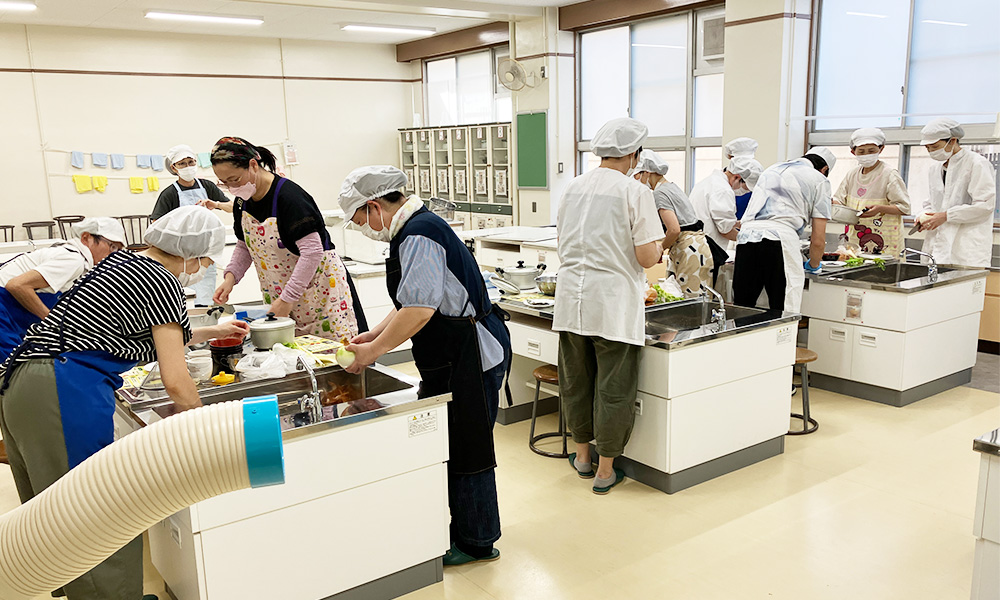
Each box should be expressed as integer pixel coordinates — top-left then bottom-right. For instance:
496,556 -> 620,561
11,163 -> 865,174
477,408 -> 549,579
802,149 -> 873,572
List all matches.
872,257 -> 886,271
652,285 -> 684,304
844,257 -> 865,268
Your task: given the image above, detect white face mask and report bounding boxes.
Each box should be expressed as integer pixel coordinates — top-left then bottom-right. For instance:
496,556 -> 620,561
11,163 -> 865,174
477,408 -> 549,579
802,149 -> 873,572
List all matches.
177,166 -> 198,181
360,204 -> 391,242
928,140 -> 957,162
177,260 -> 208,287
855,154 -> 879,168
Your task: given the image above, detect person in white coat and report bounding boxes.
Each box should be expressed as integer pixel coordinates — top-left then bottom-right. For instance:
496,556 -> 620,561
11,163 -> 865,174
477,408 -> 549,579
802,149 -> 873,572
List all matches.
554,117 -> 663,495
724,137 -> 759,220
733,148 -> 834,313
915,118 -> 997,267
688,156 -> 763,283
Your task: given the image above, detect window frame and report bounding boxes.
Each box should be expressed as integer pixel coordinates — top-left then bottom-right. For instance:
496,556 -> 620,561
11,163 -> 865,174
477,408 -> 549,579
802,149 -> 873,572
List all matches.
422,45 -> 511,128
574,5 -> 725,190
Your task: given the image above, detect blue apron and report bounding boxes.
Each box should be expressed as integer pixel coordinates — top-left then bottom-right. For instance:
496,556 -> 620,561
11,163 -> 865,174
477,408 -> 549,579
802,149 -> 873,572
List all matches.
735,190 -> 753,221
2,255 -> 139,468
0,288 -> 59,362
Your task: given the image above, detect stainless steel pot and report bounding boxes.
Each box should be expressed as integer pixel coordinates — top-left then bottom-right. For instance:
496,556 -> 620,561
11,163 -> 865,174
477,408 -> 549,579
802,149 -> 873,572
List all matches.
188,306 -> 225,329
831,203 -> 863,225
495,261 -> 546,290
249,313 -> 295,349
535,273 -> 557,296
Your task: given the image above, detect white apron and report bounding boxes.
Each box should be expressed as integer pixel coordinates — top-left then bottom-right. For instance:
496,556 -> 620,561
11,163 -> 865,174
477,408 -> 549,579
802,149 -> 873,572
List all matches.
922,149 -> 997,268
739,220 -> 805,313
174,179 -> 217,305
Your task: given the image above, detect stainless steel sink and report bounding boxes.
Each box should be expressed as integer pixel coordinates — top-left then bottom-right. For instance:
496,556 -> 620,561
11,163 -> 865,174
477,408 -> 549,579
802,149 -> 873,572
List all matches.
645,301 -> 768,338
835,262 -> 952,284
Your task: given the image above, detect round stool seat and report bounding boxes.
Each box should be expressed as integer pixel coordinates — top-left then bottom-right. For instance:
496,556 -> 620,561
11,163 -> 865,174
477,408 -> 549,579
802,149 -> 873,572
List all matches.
532,365 -> 559,385
795,348 -> 818,365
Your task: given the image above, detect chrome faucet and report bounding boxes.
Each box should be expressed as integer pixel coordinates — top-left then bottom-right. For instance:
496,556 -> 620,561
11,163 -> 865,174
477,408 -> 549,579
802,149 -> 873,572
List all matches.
700,284 -> 727,332
296,356 -> 323,425
901,247 -> 938,282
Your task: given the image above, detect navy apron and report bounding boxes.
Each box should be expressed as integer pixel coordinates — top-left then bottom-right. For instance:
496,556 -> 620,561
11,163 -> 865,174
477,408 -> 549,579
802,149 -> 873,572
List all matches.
2,255 -> 138,468
386,207 -> 511,475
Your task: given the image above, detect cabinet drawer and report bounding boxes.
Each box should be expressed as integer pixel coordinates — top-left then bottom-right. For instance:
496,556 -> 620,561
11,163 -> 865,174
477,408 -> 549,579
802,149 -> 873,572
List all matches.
806,319 -> 854,379
851,327 -> 904,389
980,295 -> 999,343
507,321 -> 559,365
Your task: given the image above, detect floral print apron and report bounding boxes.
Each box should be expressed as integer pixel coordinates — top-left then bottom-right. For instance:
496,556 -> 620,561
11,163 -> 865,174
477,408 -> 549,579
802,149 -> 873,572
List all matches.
241,178 -> 359,340
667,230 -> 714,298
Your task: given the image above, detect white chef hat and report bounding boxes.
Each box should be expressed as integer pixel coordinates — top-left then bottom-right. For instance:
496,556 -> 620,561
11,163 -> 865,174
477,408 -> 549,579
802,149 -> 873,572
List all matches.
144,205 -> 226,264
726,156 -> 764,191
591,118 -> 648,158
920,117 -> 966,146
165,144 -> 198,174
723,137 -> 758,158
850,128 -> 885,149
338,165 -> 410,219
71,217 -> 127,246
805,147 -> 837,173
633,149 -> 669,176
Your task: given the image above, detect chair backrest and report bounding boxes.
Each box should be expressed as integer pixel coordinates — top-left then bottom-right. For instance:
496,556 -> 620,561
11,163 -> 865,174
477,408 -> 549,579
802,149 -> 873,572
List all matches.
117,215 -> 150,250
53,215 -> 86,240
0,225 -> 14,243
22,221 -> 56,241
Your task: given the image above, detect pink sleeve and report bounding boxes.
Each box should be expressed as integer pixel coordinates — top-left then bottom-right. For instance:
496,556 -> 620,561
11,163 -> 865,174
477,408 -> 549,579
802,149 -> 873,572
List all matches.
223,240 -> 254,284
279,232 -> 324,304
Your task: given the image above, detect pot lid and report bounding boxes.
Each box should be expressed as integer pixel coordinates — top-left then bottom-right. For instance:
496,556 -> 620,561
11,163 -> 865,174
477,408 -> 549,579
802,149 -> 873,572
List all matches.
249,313 -> 296,331
490,275 -> 522,295
506,260 -> 546,273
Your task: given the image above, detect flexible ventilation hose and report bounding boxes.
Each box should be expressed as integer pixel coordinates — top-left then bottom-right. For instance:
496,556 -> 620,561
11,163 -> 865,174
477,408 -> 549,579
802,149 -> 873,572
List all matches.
0,397 -> 284,600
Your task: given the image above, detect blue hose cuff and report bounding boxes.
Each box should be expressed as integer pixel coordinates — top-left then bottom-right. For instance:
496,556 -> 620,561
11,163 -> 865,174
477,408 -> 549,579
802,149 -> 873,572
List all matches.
242,395 -> 285,488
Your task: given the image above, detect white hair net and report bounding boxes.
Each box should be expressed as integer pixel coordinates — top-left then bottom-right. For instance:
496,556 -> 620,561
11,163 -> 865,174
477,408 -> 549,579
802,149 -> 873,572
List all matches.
165,144 -> 197,174
338,165 -> 410,218
920,118 -> 966,146
633,149 -> 669,176
726,156 -> 764,191
805,147 -> 837,173
71,217 -> 127,245
850,127 -> 885,148
144,205 -> 226,264
723,137 -> 758,158
591,118 -> 648,158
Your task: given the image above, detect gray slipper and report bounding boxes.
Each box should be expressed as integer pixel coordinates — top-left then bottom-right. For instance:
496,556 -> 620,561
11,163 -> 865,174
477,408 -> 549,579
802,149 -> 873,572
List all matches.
568,452 -> 595,479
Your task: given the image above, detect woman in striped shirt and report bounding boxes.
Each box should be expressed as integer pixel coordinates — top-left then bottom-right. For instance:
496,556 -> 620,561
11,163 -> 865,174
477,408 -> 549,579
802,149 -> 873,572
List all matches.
0,206 -> 248,600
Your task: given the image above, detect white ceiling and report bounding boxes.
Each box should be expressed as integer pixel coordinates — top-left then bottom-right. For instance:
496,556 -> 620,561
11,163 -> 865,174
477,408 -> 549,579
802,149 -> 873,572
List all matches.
0,0 -> 577,44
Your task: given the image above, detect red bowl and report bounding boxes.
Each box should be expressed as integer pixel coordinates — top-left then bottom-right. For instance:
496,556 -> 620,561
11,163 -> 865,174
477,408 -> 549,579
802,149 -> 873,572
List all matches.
210,337 -> 243,349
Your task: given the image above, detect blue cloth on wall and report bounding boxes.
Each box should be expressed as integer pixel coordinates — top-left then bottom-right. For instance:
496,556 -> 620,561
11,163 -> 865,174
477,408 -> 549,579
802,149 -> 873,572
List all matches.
110,154 -> 125,170
150,155 -> 164,172
70,151 -> 84,169
92,152 -> 108,168
197,152 -> 211,168
136,154 -> 151,169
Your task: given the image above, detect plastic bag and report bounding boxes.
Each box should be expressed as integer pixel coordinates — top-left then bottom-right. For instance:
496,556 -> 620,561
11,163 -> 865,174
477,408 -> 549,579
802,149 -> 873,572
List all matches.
235,351 -> 286,381
271,343 -> 316,374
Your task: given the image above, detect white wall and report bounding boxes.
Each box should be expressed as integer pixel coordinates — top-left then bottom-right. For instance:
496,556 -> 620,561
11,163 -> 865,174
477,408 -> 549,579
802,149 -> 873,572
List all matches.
0,24 -> 413,240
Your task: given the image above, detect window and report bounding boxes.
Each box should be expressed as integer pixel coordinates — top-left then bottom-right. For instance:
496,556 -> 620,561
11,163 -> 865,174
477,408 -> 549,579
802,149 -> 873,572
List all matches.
812,0 -> 1000,130
577,6 -> 725,191
425,47 -> 510,127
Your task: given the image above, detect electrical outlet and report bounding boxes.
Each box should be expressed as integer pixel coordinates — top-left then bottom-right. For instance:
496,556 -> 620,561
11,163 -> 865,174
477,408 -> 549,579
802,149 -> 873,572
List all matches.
634,397 -> 643,416
532,201 -> 537,213
558,162 -> 564,173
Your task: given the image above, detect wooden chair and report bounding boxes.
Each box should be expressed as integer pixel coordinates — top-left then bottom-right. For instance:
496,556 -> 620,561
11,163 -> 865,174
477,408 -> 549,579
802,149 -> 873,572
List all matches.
118,215 -> 150,251
22,221 -> 56,241
54,215 -> 86,240
0,225 -> 14,243
528,364 -> 569,458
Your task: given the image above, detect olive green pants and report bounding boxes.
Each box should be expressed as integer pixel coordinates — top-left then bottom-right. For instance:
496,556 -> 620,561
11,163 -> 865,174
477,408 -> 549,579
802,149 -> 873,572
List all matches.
557,332 -> 641,458
0,359 -> 143,600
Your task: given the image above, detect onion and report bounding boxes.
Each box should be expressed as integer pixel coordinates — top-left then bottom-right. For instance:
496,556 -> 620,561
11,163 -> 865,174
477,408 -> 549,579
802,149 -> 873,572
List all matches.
336,347 -> 356,368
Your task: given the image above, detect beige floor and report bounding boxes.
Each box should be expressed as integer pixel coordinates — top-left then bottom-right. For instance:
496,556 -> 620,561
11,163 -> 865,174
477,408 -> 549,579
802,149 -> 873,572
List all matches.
1,372 -> 997,600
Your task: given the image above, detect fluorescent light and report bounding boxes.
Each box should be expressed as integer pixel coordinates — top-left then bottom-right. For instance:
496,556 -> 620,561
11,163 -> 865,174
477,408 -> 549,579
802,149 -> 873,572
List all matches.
144,11 -> 263,26
921,19 -> 968,27
341,24 -> 436,36
0,1 -> 37,11
846,11 -> 887,19
631,43 -> 685,49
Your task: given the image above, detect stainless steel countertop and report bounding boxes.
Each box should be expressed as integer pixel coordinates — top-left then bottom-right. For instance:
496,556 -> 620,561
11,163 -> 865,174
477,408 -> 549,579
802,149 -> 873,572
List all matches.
974,429 -> 1000,457
499,297 -> 800,350
808,261 -> 988,293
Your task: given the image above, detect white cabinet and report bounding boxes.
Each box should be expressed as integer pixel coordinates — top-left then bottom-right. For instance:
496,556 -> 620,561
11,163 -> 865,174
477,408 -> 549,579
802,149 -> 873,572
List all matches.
807,319 -> 854,379
507,318 -> 559,365
971,452 -> 1000,600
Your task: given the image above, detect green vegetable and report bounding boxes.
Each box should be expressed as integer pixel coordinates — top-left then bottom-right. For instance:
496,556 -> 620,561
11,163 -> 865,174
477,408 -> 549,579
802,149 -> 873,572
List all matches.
873,257 -> 886,271
844,257 -> 865,268
652,285 -> 684,304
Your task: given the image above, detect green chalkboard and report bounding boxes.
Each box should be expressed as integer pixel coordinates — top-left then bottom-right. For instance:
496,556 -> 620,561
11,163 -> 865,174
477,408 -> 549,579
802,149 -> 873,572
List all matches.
516,111 -> 547,189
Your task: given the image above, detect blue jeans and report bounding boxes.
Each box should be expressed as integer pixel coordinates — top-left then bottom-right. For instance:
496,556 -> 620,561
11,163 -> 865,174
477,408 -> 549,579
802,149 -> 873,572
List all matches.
449,351 -> 509,550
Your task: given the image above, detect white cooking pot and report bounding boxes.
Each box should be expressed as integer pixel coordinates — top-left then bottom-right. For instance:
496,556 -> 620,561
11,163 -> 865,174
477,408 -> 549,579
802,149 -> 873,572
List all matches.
495,261 -> 546,290
249,313 -> 296,349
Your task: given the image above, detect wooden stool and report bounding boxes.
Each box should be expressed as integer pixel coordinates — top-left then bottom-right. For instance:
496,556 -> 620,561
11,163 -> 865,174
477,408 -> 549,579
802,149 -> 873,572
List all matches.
0,225 -> 13,243
22,221 -> 56,240
789,348 -> 819,435
54,215 -> 85,239
0,440 -> 8,465
529,364 -> 568,458
118,215 -> 150,251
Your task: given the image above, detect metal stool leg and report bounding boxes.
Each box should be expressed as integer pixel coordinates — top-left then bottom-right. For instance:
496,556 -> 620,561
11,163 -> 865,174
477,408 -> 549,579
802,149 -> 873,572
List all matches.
529,380 -> 541,450
529,379 -> 570,458
788,363 -> 819,435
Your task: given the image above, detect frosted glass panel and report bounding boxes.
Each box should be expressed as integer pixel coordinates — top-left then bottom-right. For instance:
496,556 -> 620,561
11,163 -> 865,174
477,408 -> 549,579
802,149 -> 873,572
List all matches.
581,27 -> 630,139
693,147 -> 723,189
906,0 -> 1000,126
813,1 -> 909,130
457,52 -> 492,124
580,150 -> 685,191
631,16 -> 688,136
426,57 -> 456,127
693,75 -> 724,138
